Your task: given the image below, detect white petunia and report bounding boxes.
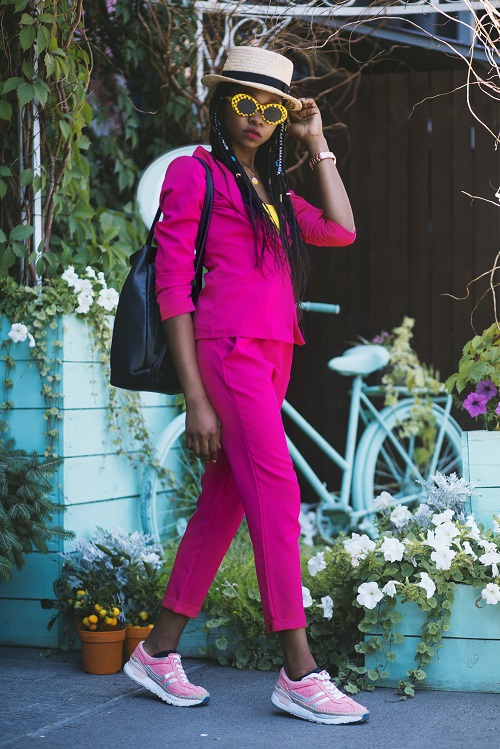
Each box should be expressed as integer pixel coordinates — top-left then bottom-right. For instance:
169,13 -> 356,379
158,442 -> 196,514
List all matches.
27,333 -> 36,348
380,536 -> 405,563
344,533 -> 376,566
493,519 -> 500,534
356,582 -> 384,610
478,549 -> 500,570
97,271 -> 107,287
302,586 -> 313,608
466,515 -> 482,542
417,572 -> 436,599
432,509 -> 455,526
372,491 -> 394,511
299,508 -> 316,547
8,323 -> 28,343
62,265 -> 79,287
97,287 -> 119,311
85,266 -> 97,279
74,277 -> 94,296
382,580 -> 398,598
434,521 -> 460,545
481,583 -> 500,605
308,551 -> 327,577
75,293 -> 93,314
414,503 -> 432,519
140,552 -> 161,567
430,545 -> 456,570
462,541 -> 478,560
319,595 -> 334,620
390,505 -> 413,529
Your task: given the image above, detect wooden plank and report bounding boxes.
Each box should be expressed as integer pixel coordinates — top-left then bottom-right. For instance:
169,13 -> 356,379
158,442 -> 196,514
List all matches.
63,454 -> 143,503
63,496 -> 142,540
0,552 -> 61,600
429,70 -> 454,377
0,599 -> 60,648
62,405 -> 177,458
366,635 -> 500,692
463,431 -> 500,486
4,409 -> 52,454
407,72 -> 432,361
369,585 -> 500,640
467,487 -> 500,530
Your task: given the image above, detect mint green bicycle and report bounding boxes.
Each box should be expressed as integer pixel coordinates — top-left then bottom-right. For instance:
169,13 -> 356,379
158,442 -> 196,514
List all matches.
141,303 -> 462,543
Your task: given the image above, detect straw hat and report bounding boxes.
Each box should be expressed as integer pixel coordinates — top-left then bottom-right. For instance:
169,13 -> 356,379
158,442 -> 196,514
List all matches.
201,46 -> 302,111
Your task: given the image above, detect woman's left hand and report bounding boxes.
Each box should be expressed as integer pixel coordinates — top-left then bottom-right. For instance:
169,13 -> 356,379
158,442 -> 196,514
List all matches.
287,98 -> 324,146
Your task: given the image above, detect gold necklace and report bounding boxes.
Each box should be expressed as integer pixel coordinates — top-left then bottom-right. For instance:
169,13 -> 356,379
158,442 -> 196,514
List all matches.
242,164 -> 259,186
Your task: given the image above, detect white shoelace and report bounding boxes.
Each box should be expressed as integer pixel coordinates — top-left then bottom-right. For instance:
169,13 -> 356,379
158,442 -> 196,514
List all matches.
308,671 -> 347,701
171,654 -> 189,684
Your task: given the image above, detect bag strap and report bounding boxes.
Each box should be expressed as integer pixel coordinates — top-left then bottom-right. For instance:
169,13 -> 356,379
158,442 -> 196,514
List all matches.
145,156 -> 214,302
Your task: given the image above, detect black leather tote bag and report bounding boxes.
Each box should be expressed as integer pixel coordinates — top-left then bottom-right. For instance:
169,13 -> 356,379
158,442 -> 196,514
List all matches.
110,157 -> 213,395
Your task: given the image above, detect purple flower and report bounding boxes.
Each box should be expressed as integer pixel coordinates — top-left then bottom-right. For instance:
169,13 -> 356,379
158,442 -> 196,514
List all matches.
496,401 -> 500,416
476,379 -> 498,401
463,392 -> 488,417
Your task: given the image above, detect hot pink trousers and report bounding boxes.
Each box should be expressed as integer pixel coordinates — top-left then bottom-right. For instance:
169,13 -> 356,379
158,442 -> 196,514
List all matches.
162,337 -> 306,633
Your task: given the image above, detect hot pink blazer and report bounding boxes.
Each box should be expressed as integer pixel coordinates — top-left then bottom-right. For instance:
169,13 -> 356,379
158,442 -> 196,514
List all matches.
154,146 -> 355,345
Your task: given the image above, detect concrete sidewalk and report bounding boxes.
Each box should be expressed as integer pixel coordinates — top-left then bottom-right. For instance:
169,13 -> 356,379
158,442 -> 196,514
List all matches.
1,646 -> 498,749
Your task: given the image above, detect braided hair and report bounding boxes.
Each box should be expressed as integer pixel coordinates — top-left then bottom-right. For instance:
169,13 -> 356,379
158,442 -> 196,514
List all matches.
208,84 -> 309,304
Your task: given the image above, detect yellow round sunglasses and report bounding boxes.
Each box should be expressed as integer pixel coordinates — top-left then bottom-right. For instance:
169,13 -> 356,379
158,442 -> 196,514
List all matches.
225,93 -> 288,126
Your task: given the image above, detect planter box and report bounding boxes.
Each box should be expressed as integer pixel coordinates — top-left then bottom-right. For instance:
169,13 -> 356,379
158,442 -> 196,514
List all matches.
366,584 -> 500,692
179,611 -> 235,660
0,314 -> 177,648
462,431 -> 500,530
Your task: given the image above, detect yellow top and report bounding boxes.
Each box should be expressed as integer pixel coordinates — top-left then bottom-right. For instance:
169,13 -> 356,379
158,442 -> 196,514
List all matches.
263,203 -> 280,230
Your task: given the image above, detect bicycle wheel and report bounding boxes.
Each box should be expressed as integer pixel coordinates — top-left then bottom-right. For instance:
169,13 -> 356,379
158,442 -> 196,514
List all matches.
352,400 -> 462,511
141,413 -> 203,544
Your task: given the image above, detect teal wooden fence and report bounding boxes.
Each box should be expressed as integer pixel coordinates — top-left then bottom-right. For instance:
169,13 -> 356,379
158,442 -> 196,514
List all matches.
463,431 -> 500,530
0,314 -> 177,647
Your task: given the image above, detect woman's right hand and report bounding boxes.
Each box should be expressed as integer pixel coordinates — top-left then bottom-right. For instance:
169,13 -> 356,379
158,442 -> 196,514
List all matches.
185,396 -> 221,463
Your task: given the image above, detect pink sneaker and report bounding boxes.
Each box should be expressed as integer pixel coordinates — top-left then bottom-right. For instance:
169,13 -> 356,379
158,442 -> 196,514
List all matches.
272,668 -> 369,724
123,642 -> 210,707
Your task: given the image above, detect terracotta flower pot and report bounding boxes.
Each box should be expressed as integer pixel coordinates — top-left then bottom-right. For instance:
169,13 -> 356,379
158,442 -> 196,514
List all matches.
123,625 -> 153,662
77,626 -> 126,675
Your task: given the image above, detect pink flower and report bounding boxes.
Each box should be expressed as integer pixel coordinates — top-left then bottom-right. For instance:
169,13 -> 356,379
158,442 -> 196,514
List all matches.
496,401 -> 500,416
476,379 -> 498,401
463,392 -> 488,417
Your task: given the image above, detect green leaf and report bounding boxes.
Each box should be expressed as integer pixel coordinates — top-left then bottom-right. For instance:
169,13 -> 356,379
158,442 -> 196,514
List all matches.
20,12 -> 36,25
22,61 -> 35,80
19,25 -> 36,51
0,229 -> 7,243
0,180 -> 6,199
393,632 -> 405,644
33,80 -> 49,107
20,168 -> 34,187
215,636 -> 228,651
9,224 -> 34,241
17,82 -> 35,107
59,120 -> 72,141
0,99 -> 13,120
2,77 -> 24,94
0,166 -> 12,177
366,669 -> 379,681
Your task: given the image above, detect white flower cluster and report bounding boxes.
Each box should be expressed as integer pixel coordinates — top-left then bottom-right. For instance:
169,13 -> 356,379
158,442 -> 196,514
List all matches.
350,489 -> 500,610
61,265 -> 119,314
8,322 -> 36,348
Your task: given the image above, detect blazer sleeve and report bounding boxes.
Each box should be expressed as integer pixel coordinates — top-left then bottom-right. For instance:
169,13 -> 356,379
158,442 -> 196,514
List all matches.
154,156 -> 207,321
290,192 -> 356,247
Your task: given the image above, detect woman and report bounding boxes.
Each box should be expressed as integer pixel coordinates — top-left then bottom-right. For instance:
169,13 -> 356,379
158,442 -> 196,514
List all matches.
124,46 -> 369,726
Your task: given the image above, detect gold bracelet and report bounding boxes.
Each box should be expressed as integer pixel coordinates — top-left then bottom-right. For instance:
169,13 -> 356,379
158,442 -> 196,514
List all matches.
309,151 -> 336,170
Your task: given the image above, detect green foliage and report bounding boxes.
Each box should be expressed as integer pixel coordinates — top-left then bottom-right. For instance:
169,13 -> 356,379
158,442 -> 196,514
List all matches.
1,0 -> 201,286
0,438 -> 73,581
445,323 -> 500,429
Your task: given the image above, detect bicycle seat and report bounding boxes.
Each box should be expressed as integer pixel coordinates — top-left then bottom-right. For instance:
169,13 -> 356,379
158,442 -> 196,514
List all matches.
328,344 -> 390,376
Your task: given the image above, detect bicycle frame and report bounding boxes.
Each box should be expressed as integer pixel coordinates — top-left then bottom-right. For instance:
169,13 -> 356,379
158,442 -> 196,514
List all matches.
282,368 -> 455,516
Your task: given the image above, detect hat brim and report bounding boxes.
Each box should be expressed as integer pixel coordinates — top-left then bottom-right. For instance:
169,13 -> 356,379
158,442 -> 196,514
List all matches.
201,74 -> 302,111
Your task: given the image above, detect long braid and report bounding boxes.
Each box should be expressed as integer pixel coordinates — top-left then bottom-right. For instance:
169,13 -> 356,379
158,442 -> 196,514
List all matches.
208,85 -> 309,304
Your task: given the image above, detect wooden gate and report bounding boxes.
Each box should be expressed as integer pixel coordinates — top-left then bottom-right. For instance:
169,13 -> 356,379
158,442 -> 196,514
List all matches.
287,69 -> 500,499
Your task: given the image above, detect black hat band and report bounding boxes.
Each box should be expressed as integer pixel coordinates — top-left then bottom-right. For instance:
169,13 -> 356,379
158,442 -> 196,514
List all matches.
222,70 -> 291,95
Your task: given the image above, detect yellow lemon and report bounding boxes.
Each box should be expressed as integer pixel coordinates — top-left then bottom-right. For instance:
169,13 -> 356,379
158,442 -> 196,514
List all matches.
112,607 -> 120,617
148,623 -> 154,628
88,624 -> 97,631
76,590 -> 86,597
82,617 -> 90,627
94,603 -> 101,612
138,611 -> 148,621
88,614 -> 98,624
99,609 -> 107,618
